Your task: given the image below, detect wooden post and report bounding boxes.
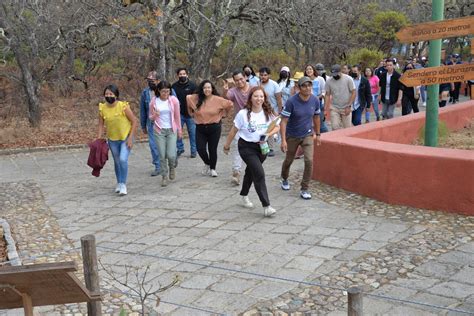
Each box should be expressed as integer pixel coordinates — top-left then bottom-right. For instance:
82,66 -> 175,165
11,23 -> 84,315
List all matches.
21,293 -> 33,316
81,235 -> 102,316
347,286 -> 363,316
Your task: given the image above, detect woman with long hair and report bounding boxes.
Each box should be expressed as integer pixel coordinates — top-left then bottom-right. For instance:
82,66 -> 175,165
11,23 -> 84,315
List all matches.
187,80 -> 233,177
277,66 -> 295,105
149,81 -> 182,187
304,64 -> 327,133
364,67 -> 380,121
401,63 -> 420,115
223,86 -> 280,217
97,84 -> 138,196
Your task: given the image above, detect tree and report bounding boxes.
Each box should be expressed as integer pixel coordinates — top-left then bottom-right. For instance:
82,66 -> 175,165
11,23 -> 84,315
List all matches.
351,4 -> 409,54
0,1 -> 116,126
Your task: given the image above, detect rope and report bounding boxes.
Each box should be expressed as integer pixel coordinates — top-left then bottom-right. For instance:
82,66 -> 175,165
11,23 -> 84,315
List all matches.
97,245 -> 474,315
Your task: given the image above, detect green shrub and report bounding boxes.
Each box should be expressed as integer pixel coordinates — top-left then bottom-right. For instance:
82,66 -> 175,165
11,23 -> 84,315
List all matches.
342,48 -> 385,69
418,120 -> 450,145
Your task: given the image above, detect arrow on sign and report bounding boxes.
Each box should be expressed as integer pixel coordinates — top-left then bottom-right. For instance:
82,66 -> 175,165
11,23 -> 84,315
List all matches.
396,16 -> 474,43
400,63 -> 474,87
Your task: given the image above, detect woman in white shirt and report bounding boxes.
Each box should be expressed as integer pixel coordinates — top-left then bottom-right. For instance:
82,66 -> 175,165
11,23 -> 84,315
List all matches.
149,81 -> 182,187
223,87 -> 280,217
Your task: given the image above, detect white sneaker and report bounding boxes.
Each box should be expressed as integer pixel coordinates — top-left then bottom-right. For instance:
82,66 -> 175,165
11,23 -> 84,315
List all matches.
263,206 -> 276,217
422,102 -> 426,107
119,184 -> 127,196
202,164 -> 210,176
241,196 -> 254,209
115,183 -> 121,193
210,169 -> 218,177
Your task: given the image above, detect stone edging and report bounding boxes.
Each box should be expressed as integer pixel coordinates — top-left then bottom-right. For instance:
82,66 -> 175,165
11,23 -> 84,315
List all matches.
0,140 -> 149,156
0,218 -> 21,266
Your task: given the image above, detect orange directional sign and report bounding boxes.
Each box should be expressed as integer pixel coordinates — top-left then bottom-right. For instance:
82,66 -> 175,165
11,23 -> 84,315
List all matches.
396,16 -> 474,43
400,63 -> 474,87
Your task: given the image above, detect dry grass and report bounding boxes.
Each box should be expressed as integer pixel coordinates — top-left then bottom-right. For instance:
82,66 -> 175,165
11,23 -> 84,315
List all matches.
438,120 -> 474,150
0,81 -> 147,149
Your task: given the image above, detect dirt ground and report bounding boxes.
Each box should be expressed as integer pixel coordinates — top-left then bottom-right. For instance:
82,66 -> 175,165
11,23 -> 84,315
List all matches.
438,120 -> 474,150
0,229 -> 6,264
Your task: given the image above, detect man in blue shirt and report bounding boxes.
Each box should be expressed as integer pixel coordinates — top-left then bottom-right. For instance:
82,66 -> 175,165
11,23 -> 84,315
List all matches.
280,76 -> 321,200
139,71 -> 161,176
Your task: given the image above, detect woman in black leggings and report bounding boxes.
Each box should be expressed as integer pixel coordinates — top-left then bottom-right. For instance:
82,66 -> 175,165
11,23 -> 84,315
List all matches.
223,86 -> 280,217
187,80 -> 233,177
401,63 -> 420,115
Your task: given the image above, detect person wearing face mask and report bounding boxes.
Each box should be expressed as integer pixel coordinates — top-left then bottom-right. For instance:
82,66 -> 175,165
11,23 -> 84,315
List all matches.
172,67 -> 197,158
325,65 -> 356,130
97,84 -> 138,196
187,80 -> 233,177
401,63 -> 420,115
140,71 -> 161,176
349,65 -> 372,126
277,66 -> 295,105
242,64 -> 260,87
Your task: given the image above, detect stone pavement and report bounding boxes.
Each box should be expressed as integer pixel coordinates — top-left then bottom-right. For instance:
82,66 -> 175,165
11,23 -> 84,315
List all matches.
0,137 -> 473,315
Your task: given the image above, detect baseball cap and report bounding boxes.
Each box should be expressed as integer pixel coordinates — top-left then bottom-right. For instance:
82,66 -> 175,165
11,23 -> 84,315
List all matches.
280,66 -> 290,73
330,64 -> 341,76
297,76 -> 312,86
315,63 -> 325,71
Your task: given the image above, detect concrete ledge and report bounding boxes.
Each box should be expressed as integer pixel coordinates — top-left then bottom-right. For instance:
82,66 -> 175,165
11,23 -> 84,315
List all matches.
314,101 -> 474,215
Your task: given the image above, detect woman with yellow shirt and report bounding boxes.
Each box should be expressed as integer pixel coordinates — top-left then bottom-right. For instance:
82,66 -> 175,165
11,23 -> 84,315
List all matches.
97,84 -> 138,196
187,80 -> 233,177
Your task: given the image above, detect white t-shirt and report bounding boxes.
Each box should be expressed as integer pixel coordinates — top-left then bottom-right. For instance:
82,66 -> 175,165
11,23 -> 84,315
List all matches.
261,79 -> 282,112
234,109 -> 275,143
154,98 -> 172,128
385,73 -> 392,101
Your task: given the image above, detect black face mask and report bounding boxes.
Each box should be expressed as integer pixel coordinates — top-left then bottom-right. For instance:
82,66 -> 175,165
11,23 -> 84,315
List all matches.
179,76 -> 187,83
148,82 -> 156,90
280,72 -> 288,79
350,72 -> 358,79
244,70 -> 251,76
333,75 -> 341,80
105,96 -> 116,104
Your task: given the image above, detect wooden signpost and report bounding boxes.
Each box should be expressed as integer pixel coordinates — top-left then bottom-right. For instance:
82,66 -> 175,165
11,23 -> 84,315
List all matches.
396,15 -> 474,43
395,6 -> 474,147
400,63 -> 474,87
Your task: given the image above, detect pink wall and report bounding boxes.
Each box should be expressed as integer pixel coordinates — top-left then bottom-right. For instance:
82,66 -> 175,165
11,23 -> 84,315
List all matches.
314,102 -> 474,215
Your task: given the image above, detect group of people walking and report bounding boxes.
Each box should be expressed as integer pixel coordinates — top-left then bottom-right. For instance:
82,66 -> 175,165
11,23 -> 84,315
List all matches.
95,54 -> 466,216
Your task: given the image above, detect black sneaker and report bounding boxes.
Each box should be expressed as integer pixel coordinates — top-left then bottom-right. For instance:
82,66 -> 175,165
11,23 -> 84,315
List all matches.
267,149 -> 275,157
177,149 -> 185,157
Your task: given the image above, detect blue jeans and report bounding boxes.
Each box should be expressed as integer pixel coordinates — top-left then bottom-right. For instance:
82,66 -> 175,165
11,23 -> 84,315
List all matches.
351,106 -> 364,126
320,102 -> 329,133
176,115 -> 197,155
372,94 -> 380,120
420,86 -> 427,103
108,139 -> 131,184
147,121 -> 160,171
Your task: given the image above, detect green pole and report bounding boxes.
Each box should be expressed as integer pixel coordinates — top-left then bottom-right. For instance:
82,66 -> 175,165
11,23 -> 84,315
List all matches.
424,0 -> 444,147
